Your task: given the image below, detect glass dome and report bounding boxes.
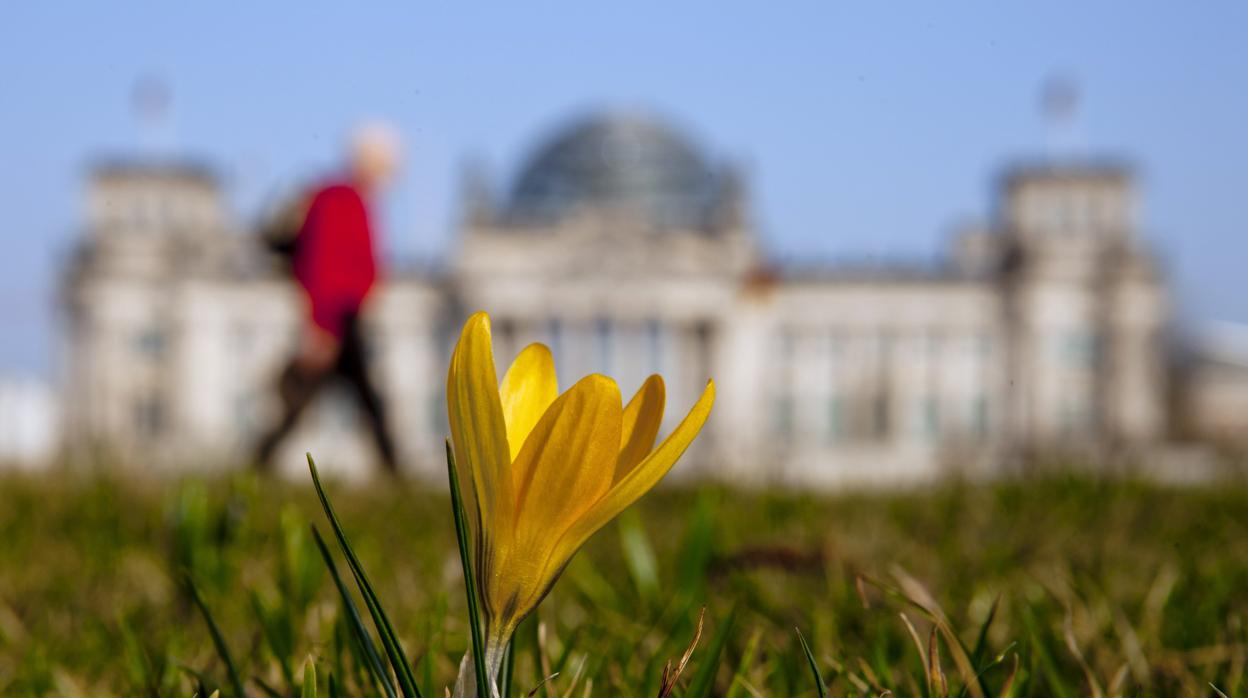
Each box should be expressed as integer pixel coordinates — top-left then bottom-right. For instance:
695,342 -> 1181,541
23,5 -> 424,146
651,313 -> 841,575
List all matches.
505,113 -> 723,231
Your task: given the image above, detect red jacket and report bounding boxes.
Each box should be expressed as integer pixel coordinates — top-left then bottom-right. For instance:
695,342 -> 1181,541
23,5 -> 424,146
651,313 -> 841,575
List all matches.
292,182 -> 379,339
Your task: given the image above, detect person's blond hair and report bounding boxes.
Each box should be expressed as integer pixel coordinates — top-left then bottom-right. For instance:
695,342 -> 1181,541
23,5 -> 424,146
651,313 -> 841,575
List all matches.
349,120 -> 402,186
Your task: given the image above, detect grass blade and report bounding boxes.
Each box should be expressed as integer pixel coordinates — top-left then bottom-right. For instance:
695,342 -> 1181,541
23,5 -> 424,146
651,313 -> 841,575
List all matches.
500,639 -> 515,698
618,509 -> 660,606
311,526 -> 396,698
796,628 -> 829,698
929,627 -> 949,698
418,594 -> 449,698
676,493 -> 717,600
185,574 -> 247,698
249,591 -> 294,687
302,656 -> 318,698
962,595 -> 1000,698
657,607 -> 705,698
307,453 -> 422,698
684,607 -> 736,698
866,569 -> 987,698
445,440 -> 492,698
899,612 -> 932,694
971,596 -> 999,669
724,627 -> 761,698
178,664 -> 213,698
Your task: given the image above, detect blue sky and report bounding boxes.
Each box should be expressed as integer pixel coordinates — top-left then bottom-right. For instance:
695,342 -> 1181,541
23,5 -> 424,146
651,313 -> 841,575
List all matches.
3,2 -> 1247,375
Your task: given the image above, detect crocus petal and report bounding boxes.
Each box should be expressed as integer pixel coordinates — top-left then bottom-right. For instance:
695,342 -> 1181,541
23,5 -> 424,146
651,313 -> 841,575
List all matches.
511,374 -> 622,536
499,343 -> 559,462
447,313 -> 514,537
492,374 -> 622,628
550,380 -> 715,571
615,375 -> 665,483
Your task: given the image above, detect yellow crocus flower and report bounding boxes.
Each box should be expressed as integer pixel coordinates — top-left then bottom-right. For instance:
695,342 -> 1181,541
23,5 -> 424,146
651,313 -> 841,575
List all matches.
449,312 -> 715,697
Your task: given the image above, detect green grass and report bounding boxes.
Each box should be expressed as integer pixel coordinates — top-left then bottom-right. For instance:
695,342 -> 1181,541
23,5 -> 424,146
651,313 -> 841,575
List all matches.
1,466 -> 1248,696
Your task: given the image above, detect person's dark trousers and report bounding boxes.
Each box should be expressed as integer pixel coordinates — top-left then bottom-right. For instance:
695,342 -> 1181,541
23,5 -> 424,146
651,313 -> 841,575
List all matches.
253,313 -> 399,475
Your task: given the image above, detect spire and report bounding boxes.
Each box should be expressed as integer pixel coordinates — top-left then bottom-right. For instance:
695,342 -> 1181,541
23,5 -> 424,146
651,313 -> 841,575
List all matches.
131,75 -> 175,158
1040,74 -> 1085,161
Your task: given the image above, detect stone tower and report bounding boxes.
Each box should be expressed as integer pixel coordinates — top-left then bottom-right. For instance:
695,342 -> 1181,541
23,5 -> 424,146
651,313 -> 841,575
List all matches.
62,162 -> 233,461
998,165 -> 1166,450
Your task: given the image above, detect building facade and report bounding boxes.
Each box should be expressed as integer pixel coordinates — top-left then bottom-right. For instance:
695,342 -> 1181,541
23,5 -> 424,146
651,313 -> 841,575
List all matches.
0,374 -> 59,468
61,113 -> 1170,484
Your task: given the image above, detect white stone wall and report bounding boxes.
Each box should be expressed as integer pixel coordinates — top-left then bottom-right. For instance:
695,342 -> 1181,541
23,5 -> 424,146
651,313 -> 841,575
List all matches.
0,375 -> 59,467
746,280 -> 1003,486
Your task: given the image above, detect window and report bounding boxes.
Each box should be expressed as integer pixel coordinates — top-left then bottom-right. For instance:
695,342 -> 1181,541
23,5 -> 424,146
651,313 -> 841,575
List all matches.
135,396 -> 165,437
547,317 -> 563,362
873,392 -> 890,440
778,328 -> 795,363
925,331 -> 943,361
646,318 -> 663,373
1060,395 -> 1096,437
135,327 -> 166,360
977,332 -> 993,359
497,318 -> 516,356
877,332 -> 894,364
825,395 -> 844,444
774,395 -> 795,439
1062,331 -> 1098,368
694,320 -> 714,381
596,317 -> 612,372
972,396 -> 989,438
923,397 -> 940,440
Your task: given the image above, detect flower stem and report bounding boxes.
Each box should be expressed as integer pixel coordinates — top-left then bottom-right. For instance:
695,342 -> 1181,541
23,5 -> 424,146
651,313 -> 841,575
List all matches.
453,636 -> 507,698
447,440 -> 491,698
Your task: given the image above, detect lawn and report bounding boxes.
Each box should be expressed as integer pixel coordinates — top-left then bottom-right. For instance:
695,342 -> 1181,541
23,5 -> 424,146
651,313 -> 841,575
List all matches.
1,465 -> 1246,696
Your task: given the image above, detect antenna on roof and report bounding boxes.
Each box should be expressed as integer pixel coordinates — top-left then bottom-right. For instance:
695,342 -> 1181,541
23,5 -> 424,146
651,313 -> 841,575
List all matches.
1040,74 -> 1084,161
131,75 -> 174,159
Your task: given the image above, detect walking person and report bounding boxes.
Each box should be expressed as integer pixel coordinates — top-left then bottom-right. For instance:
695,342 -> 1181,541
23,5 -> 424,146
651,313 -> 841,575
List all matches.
253,123 -> 402,475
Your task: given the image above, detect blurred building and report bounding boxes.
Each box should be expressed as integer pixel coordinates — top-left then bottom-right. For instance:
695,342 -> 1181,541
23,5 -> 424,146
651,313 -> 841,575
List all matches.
1177,322 -> 1248,449
0,374 -> 59,468
62,113 -> 1186,484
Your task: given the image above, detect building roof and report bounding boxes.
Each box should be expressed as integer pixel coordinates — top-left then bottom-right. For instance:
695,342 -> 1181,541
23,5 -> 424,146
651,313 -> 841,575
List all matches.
998,158 -> 1133,188
771,255 -> 969,284
90,157 -> 218,185
504,112 -> 729,231
1196,321 -> 1248,369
